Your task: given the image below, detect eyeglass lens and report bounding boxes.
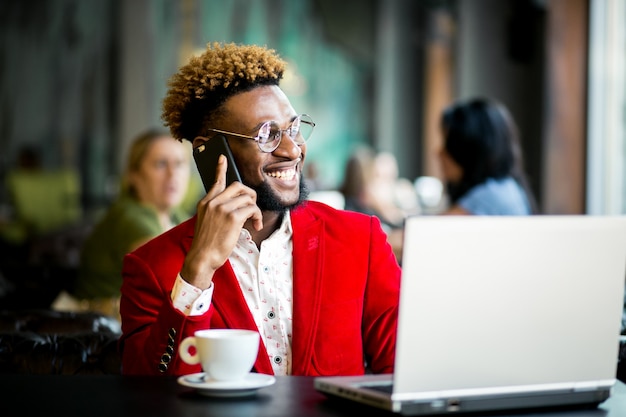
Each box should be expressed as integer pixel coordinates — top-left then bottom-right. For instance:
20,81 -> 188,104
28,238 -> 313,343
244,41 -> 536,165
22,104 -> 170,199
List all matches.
257,114 -> 314,152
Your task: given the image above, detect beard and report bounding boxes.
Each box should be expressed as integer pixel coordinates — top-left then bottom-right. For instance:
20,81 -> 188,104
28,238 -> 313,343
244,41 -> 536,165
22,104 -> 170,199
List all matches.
248,175 -> 310,213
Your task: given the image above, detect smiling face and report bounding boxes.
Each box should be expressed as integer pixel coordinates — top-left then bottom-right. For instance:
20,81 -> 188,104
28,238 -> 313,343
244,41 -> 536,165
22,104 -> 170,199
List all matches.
204,85 -> 309,212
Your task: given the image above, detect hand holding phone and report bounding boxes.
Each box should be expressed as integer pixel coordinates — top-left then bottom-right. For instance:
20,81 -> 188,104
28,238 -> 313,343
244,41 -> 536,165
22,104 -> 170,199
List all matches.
193,135 -> 242,192
183,135 -> 261,291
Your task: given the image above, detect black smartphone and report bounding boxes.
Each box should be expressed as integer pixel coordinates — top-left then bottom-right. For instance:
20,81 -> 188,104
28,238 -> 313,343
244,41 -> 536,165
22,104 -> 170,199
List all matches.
193,135 -> 242,192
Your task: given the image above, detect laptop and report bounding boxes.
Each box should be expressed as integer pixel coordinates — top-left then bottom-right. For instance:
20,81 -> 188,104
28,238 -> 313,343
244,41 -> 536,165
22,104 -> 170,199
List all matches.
315,215 -> 626,415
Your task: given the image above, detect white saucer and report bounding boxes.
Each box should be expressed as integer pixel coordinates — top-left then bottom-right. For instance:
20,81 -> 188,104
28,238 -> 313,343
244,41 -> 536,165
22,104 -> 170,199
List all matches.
177,372 -> 276,398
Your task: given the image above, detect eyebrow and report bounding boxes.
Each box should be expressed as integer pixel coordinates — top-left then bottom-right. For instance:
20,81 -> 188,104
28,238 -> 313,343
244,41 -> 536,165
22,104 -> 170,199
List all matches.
250,115 -> 299,132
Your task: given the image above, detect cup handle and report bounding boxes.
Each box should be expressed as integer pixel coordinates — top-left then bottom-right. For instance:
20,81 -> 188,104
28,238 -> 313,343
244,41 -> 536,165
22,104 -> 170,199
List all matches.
178,336 -> 200,365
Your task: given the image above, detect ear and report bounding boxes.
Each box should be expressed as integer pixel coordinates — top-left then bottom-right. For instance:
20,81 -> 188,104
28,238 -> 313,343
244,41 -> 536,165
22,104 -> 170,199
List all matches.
192,136 -> 208,149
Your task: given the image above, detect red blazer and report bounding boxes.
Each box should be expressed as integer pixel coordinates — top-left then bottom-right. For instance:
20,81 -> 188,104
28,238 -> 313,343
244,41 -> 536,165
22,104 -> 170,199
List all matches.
119,201 -> 401,376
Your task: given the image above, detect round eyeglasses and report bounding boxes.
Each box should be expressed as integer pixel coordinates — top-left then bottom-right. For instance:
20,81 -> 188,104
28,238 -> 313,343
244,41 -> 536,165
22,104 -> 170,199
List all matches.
206,114 -> 315,153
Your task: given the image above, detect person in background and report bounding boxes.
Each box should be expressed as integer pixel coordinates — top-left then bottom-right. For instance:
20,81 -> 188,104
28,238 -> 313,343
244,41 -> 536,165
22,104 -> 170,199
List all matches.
367,151 -> 420,227
438,97 -> 538,215
61,128 -> 192,320
0,145 -> 44,247
339,146 -> 416,262
119,42 -> 401,376
339,146 -> 378,219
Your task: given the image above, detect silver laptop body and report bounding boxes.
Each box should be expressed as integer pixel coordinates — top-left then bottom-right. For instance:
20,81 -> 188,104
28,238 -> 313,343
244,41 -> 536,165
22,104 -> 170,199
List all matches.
315,215 -> 626,415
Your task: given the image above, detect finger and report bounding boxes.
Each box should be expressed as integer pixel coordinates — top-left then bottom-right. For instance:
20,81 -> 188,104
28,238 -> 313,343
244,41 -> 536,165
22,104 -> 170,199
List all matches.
198,154 -> 227,203
230,195 -> 264,231
210,188 -> 262,229
212,154 -> 227,191
231,203 -> 264,232
250,207 -> 263,231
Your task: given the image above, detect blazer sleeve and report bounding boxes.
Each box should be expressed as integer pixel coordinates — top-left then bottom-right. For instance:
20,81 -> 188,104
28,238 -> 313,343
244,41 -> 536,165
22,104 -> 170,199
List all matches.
119,234 -> 215,376
362,215 -> 401,374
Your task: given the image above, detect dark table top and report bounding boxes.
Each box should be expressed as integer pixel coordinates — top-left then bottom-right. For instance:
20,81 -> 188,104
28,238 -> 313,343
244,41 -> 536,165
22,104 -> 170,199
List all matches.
1,374 -> 625,417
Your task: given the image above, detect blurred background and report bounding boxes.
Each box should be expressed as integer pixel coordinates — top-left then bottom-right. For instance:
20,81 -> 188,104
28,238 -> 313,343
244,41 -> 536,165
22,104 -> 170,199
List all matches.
2,0 -> 624,219
0,0 -> 623,250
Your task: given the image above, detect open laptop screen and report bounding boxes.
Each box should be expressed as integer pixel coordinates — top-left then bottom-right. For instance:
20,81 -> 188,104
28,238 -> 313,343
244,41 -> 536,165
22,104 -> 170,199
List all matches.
394,215 -> 626,396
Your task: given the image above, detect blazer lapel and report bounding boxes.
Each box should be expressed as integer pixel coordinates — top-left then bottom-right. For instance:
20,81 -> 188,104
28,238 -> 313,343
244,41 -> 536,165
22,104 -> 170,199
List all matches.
290,208 -> 324,375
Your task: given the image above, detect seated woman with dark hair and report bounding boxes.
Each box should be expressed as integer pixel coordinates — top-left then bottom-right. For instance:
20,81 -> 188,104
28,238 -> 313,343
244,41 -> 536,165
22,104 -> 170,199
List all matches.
438,97 -> 538,215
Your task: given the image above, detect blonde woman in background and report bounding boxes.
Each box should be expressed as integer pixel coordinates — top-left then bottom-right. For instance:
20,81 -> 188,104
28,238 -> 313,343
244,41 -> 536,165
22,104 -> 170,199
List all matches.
54,128 -> 193,321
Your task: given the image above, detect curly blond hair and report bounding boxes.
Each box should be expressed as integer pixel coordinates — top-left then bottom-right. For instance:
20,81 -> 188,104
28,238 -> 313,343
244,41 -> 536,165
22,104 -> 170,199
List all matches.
162,42 -> 287,142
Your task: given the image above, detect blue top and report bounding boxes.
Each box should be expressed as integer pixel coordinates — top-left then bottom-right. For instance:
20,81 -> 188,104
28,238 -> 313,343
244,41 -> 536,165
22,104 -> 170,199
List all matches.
458,177 -> 531,215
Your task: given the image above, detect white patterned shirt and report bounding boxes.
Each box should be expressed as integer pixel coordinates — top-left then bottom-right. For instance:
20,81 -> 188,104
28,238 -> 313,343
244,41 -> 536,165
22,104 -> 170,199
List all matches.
171,213 -> 294,375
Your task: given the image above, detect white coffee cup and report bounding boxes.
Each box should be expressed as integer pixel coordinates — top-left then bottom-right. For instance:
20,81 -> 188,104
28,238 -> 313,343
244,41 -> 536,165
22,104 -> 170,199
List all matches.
178,329 -> 260,381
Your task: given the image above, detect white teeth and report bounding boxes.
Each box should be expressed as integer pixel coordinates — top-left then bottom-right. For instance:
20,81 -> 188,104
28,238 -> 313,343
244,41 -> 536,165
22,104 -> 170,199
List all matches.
267,168 -> 296,180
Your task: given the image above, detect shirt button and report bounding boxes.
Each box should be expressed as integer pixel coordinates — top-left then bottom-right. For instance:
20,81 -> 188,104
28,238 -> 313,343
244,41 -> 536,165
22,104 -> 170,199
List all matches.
196,303 -> 204,311
263,266 -> 270,274
273,356 -> 282,364
267,311 -> 275,319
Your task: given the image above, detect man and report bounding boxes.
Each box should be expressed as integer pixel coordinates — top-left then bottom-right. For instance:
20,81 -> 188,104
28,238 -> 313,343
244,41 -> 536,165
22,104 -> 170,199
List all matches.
119,42 -> 401,376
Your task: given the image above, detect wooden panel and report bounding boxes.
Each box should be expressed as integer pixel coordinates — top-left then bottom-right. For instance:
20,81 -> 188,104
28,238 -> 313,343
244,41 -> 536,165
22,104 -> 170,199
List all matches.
542,0 -> 588,214
422,9 -> 455,180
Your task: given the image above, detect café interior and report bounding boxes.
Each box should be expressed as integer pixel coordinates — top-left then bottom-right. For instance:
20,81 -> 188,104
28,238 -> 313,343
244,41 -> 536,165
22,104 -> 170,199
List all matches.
0,0 -> 625,383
